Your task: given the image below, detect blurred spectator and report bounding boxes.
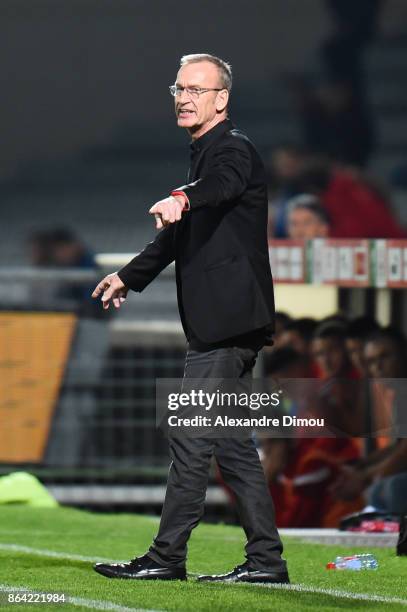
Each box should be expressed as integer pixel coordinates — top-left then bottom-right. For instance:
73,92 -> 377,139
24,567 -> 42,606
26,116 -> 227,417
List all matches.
267,144 -> 307,238
312,322 -> 363,436
29,231 -> 55,266
28,227 -> 99,316
263,346 -> 310,380
320,313 -> 348,327
277,317 -> 320,376
331,328 -> 407,514
365,440 -> 407,514
268,152 -> 405,238
297,159 -> 406,238
365,327 -> 406,446
270,311 -> 292,348
286,194 -> 330,239
323,168 -> 406,238
29,228 -> 96,271
345,318 -> 382,453
278,317 -> 317,356
311,321 -> 355,379
364,327 -> 407,378
262,346 -> 362,527
345,316 -> 381,376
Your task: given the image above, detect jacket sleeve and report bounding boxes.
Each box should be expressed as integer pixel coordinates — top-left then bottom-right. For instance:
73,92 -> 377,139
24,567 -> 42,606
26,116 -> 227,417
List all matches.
174,138 -> 252,209
117,224 -> 175,291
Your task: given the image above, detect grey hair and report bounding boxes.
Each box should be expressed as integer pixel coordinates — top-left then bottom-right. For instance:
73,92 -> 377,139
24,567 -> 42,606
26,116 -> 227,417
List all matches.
287,193 -> 331,225
180,53 -> 232,92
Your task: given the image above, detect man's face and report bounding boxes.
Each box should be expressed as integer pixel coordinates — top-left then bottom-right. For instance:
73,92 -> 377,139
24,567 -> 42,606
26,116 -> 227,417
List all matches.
174,61 -> 228,138
312,337 -> 347,378
288,208 -> 329,240
364,339 -> 401,378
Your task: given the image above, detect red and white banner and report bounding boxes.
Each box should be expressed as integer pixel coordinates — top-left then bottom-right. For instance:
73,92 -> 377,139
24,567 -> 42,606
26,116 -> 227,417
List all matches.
269,240 -> 307,284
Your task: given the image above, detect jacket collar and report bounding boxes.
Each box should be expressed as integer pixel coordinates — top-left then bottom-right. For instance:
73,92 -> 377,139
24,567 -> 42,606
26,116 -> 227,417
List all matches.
190,118 -> 234,155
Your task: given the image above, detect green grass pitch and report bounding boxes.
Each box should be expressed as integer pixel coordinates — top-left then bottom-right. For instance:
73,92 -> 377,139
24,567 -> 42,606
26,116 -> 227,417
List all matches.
0,506 -> 406,611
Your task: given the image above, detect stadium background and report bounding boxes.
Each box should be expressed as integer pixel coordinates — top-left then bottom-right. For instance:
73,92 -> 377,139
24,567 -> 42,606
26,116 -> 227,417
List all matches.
1,0 -> 407,522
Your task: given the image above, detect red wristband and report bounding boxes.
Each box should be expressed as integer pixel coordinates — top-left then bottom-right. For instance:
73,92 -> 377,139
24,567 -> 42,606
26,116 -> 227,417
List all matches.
171,190 -> 190,211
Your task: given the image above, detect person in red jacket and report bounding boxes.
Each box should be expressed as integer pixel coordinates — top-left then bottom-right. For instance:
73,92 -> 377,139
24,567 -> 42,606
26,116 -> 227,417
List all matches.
296,159 -> 406,238
270,154 -> 406,239
322,168 -> 406,238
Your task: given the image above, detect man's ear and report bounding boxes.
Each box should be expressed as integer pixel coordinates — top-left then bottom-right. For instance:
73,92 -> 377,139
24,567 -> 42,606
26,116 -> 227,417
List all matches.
215,89 -> 229,113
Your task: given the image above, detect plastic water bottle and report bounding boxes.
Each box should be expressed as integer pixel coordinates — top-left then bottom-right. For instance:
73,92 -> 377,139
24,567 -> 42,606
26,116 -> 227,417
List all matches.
326,554 -> 378,570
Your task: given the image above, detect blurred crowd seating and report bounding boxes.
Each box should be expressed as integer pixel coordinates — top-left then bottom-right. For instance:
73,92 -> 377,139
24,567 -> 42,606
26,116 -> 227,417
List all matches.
254,313 -> 407,527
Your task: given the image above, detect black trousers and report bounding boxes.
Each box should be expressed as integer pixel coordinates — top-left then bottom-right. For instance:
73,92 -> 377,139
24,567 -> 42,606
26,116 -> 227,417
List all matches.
148,346 -> 286,572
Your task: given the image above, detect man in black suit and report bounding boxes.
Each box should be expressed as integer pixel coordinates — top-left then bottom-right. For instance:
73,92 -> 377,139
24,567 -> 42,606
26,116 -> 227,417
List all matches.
92,54 -> 289,584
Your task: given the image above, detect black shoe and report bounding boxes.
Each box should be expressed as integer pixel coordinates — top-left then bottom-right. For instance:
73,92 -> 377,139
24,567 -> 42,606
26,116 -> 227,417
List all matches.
93,553 -> 187,581
197,561 -> 290,584
238,569 -> 290,584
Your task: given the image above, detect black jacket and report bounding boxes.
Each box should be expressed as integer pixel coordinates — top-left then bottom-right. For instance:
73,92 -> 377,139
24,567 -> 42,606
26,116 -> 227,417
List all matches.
118,119 -> 275,344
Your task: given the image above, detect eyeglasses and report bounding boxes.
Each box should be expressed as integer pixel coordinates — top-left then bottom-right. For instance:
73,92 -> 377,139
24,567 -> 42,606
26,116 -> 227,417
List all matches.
169,85 -> 223,98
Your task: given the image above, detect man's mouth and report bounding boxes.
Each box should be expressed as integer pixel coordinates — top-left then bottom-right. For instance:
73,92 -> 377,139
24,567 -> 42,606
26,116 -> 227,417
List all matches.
178,108 -> 195,117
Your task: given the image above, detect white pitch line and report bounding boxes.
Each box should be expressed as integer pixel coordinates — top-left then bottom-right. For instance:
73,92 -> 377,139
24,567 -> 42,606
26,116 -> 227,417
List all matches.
236,581 -> 407,606
0,585 -> 162,612
1,543 -> 407,607
0,543 -> 113,564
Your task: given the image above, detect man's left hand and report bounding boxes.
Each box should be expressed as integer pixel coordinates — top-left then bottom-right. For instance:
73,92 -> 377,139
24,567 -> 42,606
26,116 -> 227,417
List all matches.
149,196 -> 185,229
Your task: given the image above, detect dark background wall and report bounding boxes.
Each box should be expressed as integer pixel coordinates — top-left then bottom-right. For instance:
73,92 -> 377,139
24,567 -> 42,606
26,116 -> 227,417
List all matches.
1,0 -> 406,266
0,0 -> 330,178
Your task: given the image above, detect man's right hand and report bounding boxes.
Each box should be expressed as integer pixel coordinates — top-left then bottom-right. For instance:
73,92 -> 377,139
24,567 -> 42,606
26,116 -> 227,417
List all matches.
149,195 -> 186,229
92,273 -> 128,310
